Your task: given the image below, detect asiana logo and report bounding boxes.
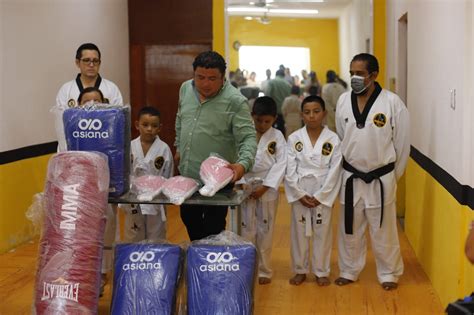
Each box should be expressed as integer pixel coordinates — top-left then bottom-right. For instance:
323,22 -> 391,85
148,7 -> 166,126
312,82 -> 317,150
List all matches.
122,251 -> 162,271
72,118 -> 109,139
199,251 -> 240,272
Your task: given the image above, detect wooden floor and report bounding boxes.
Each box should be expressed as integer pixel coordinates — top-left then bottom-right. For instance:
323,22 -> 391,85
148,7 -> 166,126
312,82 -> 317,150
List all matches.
0,195 -> 444,314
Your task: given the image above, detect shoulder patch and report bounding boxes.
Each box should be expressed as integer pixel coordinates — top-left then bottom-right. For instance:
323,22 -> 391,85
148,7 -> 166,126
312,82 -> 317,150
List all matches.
321,142 -> 333,156
267,141 -> 277,155
373,113 -> 387,127
154,156 -> 164,170
67,99 -> 76,107
295,141 -> 303,152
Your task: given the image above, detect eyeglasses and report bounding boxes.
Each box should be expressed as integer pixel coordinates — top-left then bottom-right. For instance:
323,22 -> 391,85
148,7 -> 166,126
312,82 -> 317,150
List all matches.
79,58 -> 101,65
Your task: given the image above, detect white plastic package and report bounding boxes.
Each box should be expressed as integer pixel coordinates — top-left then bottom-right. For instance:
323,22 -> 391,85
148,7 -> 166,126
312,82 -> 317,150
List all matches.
199,155 -> 234,197
161,176 -> 200,205
131,175 -> 167,201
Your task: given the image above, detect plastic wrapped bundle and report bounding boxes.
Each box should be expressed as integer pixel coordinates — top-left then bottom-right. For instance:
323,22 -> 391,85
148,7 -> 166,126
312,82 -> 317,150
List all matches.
111,243 -> 183,315
131,175 -> 167,201
199,155 -> 234,197
161,176 -> 199,205
33,151 -> 110,315
63,105 -> 131,197
186,231 -> 256,315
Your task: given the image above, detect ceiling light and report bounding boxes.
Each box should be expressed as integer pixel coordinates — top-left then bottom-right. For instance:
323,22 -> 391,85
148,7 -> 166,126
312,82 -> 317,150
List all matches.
227,7 -> 267,13
269,9 -> 319,15
244,16 -> 253,20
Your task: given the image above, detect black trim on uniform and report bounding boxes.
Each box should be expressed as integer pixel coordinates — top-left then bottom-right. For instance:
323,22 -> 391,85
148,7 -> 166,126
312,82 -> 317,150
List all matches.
410,146 -> 474,210
0,142 -> 57,165
351,81 -> 382,129
75,73 -> 102,93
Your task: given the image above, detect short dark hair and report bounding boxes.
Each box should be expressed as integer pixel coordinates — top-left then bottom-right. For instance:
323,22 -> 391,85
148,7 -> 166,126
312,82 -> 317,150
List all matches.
351,53 -> 379,74
275,69 -> 285,77
301,95 -> 325,111
78,87 -> 104,104
291,85 -> 300,95
192,51 -> 226,75
326,70 -> 337,83
76,43 -> 101,60
252,96 -> 277,117
138,106 -> 161,119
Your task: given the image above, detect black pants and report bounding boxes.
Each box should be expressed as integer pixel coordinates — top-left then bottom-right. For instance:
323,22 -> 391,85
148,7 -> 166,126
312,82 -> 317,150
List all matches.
180,205 -> 228,241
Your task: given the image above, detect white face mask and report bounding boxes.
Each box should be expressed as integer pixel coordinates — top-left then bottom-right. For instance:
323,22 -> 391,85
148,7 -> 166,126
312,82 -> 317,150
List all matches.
350,75 -> 371,94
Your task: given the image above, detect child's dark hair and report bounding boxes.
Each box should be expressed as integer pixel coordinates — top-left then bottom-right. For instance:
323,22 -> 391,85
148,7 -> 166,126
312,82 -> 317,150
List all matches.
301,95 -> 325,111
138,106 -> 161,119
252,96 -> 277,117
78,87 -> 104,104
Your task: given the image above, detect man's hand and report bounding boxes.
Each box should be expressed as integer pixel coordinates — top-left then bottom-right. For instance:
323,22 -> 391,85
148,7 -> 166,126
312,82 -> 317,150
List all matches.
226,163 -> 245,182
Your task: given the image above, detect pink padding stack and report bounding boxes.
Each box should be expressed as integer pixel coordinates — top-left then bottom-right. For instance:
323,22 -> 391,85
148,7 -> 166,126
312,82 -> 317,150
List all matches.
34,151 -> 109,315
131,175 -> 167,201
161,176 -> 199,205
199,156 -> 234,197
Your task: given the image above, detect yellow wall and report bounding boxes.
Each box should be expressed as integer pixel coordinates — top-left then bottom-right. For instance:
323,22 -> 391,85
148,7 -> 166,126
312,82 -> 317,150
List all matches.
229,17 -> 339,81
0,155 -> 51,253
405,158 -> 474,306
373,0 -> 386,87
212,0 -> 225,55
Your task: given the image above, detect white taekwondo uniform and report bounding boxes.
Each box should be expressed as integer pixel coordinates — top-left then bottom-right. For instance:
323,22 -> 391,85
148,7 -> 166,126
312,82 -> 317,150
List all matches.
55,74 -> 123,274
123,136 -> 174,242
55,74 -> 123,152
335,82 -> 410,284
285,126 -> 342,277
238,127 -> 286,279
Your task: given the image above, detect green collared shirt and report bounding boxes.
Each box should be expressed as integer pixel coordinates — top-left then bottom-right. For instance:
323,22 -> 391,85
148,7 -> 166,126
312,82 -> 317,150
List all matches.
175,79 -> 257,180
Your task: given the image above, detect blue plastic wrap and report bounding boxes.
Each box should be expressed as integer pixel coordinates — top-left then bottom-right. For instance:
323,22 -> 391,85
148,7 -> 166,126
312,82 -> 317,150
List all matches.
111,243 -> 183,315
63,106 -> 131,197
186,232 -> 256,315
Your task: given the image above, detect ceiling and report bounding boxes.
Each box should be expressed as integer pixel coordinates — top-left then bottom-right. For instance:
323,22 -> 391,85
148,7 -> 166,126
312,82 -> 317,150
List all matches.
227,0 -> 353,19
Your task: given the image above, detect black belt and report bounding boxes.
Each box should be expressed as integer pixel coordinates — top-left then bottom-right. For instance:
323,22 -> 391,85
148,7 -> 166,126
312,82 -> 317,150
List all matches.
343,158 -> 395,234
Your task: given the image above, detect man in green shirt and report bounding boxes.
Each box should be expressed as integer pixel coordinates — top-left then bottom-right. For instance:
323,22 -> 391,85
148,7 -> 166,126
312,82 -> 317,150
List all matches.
265,69 -> 291,135
174,51 -> 257,240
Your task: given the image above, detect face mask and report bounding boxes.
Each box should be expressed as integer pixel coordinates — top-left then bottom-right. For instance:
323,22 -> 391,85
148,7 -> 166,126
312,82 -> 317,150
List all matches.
351,75 -> 371,94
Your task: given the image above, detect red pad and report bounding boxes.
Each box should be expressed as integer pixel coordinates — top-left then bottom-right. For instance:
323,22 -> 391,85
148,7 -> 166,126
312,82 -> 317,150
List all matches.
34,152 -> 109,314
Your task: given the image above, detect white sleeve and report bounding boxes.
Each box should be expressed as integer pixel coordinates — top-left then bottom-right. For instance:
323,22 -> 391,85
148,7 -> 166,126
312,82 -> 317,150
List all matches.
314,139 -> 342,207
392,96 -> 410,180
262,133 -> 287,190
284,137 -> 306,203
108,81 -> 123,106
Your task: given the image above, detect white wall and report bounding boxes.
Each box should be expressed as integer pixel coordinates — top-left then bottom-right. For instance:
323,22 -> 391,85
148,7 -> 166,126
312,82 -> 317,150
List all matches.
338,0 -> 373,84
386,0 -> 473,187
0,0 -> 130,152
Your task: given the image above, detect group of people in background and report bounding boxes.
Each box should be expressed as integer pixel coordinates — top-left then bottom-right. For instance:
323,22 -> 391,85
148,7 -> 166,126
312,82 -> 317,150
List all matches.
230,64 -> 348,139
54,44 -> 411,294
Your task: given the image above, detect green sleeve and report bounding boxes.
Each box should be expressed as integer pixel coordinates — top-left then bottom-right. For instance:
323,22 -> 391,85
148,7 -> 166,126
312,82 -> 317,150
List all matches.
232,99 -> 257,171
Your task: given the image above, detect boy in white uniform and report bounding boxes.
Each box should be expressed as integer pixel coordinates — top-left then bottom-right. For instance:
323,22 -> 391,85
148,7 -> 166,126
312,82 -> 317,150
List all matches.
124,106 -> 174,241
285,95 -> 342,286
335,53 -> 410,290
238,96 -> 287,285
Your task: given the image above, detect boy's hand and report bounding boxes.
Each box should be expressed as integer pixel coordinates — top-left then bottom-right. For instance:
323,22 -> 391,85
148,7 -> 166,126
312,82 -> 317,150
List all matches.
226,163 -> 245,182
249,186 -> 269,200
174,152 -> 180,165
299,195 -> 318,208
